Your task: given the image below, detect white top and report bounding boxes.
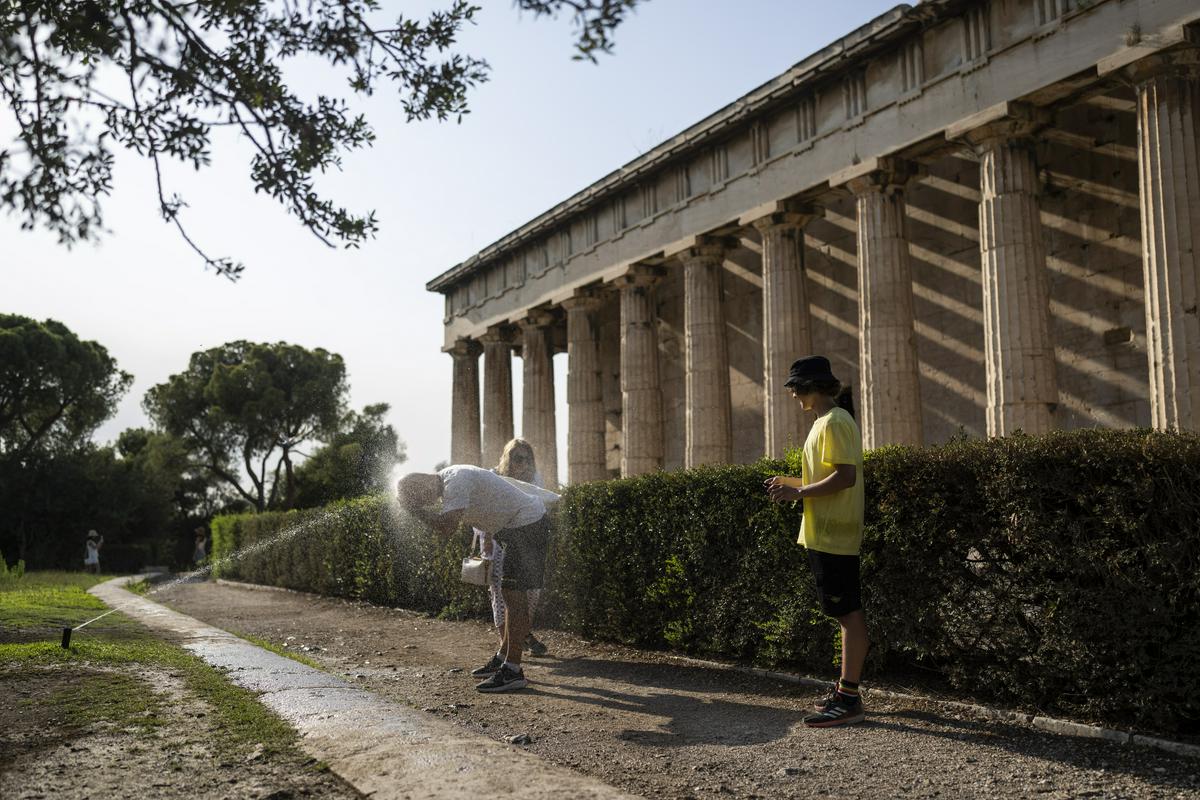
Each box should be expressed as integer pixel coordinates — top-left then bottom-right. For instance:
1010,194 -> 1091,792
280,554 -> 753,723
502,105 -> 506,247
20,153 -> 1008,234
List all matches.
440,465 -> 548,534
84,540 -> 100,565
471,472 -> 561,551
498,474 -> 561,507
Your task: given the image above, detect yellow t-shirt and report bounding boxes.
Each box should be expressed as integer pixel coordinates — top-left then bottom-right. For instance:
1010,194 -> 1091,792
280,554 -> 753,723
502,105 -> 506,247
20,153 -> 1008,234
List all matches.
797,407 -> 865,555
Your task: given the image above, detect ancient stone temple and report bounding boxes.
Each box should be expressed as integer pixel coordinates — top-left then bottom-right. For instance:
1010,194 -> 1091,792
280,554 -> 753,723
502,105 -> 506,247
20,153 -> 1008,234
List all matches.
427,0 -> 1200,485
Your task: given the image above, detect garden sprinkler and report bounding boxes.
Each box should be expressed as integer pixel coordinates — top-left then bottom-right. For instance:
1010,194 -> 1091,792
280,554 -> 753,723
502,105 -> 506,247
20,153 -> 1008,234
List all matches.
61,607 -> 120,649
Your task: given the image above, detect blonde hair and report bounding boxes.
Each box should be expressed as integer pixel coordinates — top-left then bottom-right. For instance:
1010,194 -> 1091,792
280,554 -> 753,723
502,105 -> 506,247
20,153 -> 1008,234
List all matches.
496,438 -> 537,482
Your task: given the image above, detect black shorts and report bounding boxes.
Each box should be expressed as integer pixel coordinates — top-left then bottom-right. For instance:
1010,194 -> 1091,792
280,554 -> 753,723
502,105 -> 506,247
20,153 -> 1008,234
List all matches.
807,549 -> 862,618
494,516 -> 550,591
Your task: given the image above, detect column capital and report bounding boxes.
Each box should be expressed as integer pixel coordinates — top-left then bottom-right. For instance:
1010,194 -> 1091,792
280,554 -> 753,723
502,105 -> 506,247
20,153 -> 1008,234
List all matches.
614,263 -> 665,289
750,206 -> 823,234
478,324 -> 518,345
1121,46 -> 1200,85
678,235 -> 736,266
945,101 -> 1052,151
838,156 -> 921,196
518,308 -> 558,330
448,338 -> 482,359
561,287 -> 606,312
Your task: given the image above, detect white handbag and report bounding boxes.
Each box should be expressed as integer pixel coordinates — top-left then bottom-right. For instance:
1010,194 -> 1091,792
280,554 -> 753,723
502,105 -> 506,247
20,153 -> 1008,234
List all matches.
460,555 -> 490,586
460,537 -> 491,586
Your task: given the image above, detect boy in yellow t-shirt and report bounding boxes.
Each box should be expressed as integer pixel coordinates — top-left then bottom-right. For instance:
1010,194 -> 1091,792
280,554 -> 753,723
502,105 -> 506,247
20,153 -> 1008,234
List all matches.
765,355 -> 867,728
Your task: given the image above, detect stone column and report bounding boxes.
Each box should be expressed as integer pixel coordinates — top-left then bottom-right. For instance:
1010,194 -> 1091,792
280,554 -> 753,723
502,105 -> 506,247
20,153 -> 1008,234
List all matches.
520,312 -> 558,488
680,239 -> 733,468
449,339 -> 482,466
847,159 -> 924,449
953,105 -> 1059,436
480,327 -> 514,468
617,266 -> 665,476
564,292 -> 607,483
752,206 -> 820,458
1128,51 -> 1200,430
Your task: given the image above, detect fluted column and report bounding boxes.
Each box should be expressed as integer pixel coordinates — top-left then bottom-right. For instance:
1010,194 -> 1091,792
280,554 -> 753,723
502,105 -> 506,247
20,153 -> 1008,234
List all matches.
480,327 -> 514,468
520,312 -> 558,488
753,207 -> 820,458
449,339 -> 482,466
681,239 -> 733,468
1129,51 -> 1200,430
564,292 -> 607,483
848,159 -> 923,449
955,105 -> 1059,436
618,266 -> 665,477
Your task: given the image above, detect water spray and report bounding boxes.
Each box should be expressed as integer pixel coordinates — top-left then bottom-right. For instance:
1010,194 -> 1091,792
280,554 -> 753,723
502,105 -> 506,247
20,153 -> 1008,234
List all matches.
56,505 -> 361,649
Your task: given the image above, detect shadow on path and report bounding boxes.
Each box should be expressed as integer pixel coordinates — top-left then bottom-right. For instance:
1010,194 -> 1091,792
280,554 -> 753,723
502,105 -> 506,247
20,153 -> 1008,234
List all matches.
528,679 -> 807,748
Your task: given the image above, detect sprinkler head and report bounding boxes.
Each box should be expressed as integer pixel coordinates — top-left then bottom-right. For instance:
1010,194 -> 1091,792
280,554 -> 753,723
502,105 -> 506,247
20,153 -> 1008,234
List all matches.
61,627 -> 72,649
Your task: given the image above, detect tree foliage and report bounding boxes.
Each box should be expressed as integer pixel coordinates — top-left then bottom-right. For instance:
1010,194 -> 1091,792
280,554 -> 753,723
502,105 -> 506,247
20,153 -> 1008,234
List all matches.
0,313 -> 132,459
291,402 -> 405,509
1,0 -> 643,276
144,340 -> 348,512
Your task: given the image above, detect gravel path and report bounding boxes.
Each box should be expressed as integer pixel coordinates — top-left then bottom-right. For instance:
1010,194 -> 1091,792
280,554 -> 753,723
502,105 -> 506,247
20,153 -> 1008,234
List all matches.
156,581 -> 1200,800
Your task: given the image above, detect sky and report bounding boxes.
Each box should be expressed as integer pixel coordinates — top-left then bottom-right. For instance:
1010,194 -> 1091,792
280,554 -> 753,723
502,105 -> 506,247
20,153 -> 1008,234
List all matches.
5,0 -> 900,475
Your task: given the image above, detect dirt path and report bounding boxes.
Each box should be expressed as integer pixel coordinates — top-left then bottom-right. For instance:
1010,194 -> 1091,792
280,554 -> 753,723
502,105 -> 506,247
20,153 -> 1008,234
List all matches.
156,581 -> 1198,800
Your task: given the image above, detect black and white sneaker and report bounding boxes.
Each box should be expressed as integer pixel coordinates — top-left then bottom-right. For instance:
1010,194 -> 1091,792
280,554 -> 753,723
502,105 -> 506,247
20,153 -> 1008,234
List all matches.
475,664 -> 528,693
470,653 -> 504,678
526,633 -> 549,657
803,696 -> 865,728
812,688 -> 838,712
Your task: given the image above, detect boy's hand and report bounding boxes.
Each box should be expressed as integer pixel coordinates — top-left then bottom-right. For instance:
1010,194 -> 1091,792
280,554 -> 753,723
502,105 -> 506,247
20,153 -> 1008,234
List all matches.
764,476 -> 803,504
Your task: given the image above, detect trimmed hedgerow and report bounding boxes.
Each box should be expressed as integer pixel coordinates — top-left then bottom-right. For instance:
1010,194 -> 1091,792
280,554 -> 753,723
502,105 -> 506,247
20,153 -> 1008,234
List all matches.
210,497 -> 490,617
211,429 -> 1200,734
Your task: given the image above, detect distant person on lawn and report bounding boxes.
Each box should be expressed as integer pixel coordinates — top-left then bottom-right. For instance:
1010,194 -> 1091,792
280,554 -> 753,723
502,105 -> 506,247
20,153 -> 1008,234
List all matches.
765,355 -> 867,728
397,464 -> 558,693
84,530 -> 103,575
193,526 -> 208,566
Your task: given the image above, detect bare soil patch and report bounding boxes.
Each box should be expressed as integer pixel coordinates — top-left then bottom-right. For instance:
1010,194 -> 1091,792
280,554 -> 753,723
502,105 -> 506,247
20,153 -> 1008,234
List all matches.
0,661 -> 360,800
158,581 -> 1200,800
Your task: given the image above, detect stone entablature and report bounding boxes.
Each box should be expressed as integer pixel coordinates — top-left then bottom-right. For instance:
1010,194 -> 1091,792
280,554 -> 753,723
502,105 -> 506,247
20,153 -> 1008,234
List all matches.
429,0 -> 1200,347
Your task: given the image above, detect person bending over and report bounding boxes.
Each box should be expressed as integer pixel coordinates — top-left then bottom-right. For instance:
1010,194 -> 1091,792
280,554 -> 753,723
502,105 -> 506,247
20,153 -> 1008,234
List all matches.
398,464 -> 557,693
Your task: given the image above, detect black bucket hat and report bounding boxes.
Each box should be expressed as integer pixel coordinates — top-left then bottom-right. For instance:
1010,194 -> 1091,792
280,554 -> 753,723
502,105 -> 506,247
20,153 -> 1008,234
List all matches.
783,355 -> 837,389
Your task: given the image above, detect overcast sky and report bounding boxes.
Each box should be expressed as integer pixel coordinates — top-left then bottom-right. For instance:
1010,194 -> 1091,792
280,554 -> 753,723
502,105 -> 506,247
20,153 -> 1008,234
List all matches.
5,0 -> 898,475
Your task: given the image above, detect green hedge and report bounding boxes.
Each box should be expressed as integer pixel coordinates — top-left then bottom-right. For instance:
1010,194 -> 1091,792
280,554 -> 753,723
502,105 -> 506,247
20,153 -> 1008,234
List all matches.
210,498 -> 490,617
211,429 -> 1200,734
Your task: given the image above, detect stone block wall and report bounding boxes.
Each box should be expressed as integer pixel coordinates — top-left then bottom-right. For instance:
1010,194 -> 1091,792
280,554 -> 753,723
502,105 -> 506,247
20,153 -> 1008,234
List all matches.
1038,88 -> 1150,430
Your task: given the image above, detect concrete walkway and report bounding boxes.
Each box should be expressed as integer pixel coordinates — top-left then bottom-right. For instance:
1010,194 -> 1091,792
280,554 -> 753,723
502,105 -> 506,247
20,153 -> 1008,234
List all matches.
89,578 -> 638,800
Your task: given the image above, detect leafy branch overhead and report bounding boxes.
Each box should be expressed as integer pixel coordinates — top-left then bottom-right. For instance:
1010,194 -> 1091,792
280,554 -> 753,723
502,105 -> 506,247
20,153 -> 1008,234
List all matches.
0,0 -> 643,278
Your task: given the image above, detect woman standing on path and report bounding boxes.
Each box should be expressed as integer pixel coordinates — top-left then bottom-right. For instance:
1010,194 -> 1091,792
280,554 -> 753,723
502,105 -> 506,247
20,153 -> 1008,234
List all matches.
765,355 -> 867,728
472,438 -> 549,669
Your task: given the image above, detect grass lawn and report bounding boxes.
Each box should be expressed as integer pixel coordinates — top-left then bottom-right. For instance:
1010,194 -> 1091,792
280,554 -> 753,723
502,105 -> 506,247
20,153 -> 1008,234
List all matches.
0,572 -> 348,791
